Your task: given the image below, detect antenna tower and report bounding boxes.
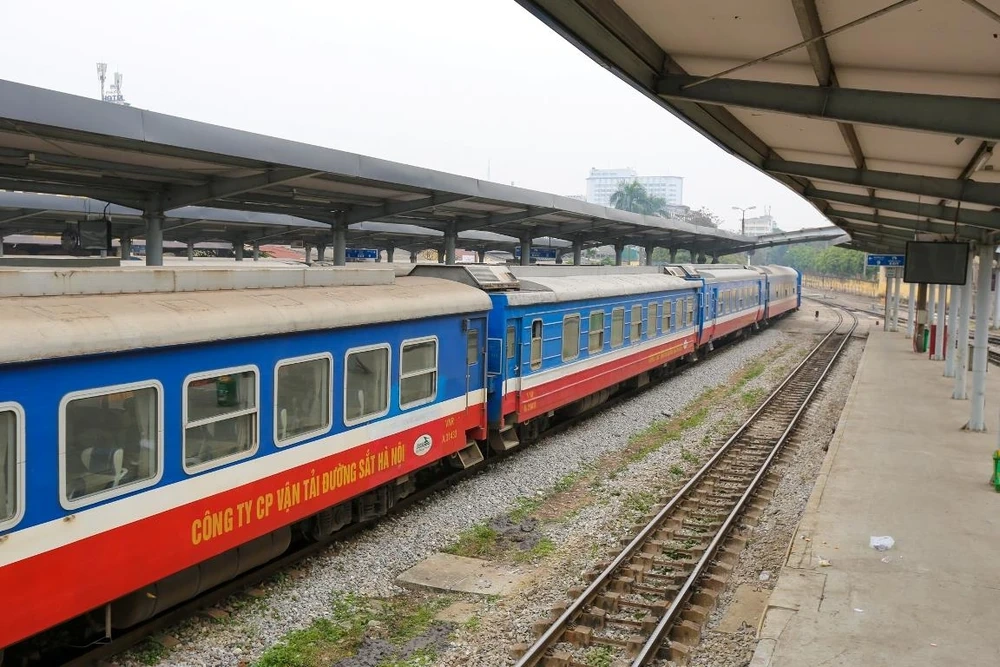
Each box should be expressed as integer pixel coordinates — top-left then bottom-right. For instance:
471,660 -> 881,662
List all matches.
96,62 -> 107,101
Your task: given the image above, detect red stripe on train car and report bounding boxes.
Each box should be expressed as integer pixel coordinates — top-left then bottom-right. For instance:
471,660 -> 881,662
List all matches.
0,408 -> 479,649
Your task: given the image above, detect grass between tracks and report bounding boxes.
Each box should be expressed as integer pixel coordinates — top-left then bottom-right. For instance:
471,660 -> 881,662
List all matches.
445,347 -> 798,563
255,592 -> 454,667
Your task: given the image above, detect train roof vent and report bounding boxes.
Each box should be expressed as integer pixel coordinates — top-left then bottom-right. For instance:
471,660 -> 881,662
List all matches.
662,264 -> 700,279
409,264 -> 520,291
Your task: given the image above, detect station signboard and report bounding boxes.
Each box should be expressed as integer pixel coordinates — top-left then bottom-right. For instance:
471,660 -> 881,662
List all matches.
513,246 -> 559,260
866,254 -> 905,267
345,248 -> 379,260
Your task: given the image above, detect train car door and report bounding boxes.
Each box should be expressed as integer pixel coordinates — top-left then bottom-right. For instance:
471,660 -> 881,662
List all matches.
504,318 -> 521,396
465,317 -> 486,415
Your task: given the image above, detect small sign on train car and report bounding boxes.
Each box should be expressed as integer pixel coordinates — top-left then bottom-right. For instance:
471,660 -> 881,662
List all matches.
866,254 -> 905,267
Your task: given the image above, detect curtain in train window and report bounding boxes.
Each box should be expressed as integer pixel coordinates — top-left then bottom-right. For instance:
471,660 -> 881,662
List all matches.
589,311 -> 605,353
0,410 -> 16,523
345,348 -> 389,424
530,320 -> 543,370
276,356 -> 331,443
611,307 -> 625,347
65,385 -> 159,500
400,339 -> 437,409
562,315 -> 581,361
687,297 -> 695,325
185,370 -> 257,469
662,300 -> 672,332
648,302 -> 657,337
631,304 -> 642,342
506,325 -> 516,360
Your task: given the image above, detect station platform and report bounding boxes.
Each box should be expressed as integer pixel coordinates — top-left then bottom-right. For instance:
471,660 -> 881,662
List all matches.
751,327 -> 1000,667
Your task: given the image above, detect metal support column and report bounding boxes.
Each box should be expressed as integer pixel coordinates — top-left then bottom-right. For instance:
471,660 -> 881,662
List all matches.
120,235 -> 131,260
186,241 -> 194,261
252,242 -> 260,261
316,244 -> 327,262
895,270 -> 902,328
234,241 -> 244,262
946,284 -> 959,377
968,244 -> 995,430
954,252 -> 974,400
437,246 -> 445,264
572,239 -> 583,266
333,218 -> 347,266
933,284 -> 947,360
384,244 -> 394,263
993,268 -> 1000,329
143,209 -> 164,267
697,253 -> 707,264
520,236 -> 531,267
477,249 -> 486,263
410,251 -> 418,264
711,255 -> 719,264
927,284 -> 936,331
444,226 -> 457,265
883,269 -> 892,333
669,248 -> 677,263
614,243 -> 624,266
906,282 -> 916,337
645,244 -> 654,266
304,244 -> 313,265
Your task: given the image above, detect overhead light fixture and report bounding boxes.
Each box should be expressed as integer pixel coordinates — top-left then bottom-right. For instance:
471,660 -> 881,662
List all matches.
972,148 -> 993,173
955,137 -> 966,145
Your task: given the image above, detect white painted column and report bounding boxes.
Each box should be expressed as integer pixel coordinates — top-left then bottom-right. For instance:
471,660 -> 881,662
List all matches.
945,284 -> 960,377
954,252 -> 975,400
927,284 -> 936,335
993,268 -> 1000,329
891,270 -> 901,332
906,282 -> 916,337
968,244 -> 996,430
883,268 -> 892,332
934,283 -> 947,360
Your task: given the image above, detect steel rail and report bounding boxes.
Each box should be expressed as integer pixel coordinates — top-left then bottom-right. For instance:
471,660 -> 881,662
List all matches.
632,308 -> 856,664
514,307 -> 854,667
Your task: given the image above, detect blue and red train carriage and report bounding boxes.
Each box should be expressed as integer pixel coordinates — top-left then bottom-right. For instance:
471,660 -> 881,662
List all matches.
0,262 -> 799,652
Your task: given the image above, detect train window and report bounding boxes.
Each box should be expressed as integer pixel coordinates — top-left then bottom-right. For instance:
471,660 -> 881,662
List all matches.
562,314 -> 581,361
530,320 -> 543,370
631,304 -> 642,342
275,354 -> 332,445
400,338 -> 438,409
506,325 -> 516,360
344,346 -> 390,426
662,300 -> 672,332
467,330 -> 479,366
589,311 -> 605,353
0,405 -> 23,528
648,302 -> 657,337
611,307 -> 625,347
62,382 -> 162,506
184,368 -> 258,472
687,297 -> 695,326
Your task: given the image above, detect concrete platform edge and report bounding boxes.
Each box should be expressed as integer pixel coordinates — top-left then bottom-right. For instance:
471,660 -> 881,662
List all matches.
749,332 -> 871,667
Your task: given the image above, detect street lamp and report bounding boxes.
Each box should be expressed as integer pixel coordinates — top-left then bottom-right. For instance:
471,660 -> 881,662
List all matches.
732,205 -> 756,265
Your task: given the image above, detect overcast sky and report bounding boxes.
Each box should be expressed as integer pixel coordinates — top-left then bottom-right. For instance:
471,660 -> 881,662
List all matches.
0,0 -> 830,232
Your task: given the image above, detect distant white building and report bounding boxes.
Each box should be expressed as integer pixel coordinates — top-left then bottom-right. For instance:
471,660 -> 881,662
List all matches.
585,168 -> 684,207
742,213 -> 776,236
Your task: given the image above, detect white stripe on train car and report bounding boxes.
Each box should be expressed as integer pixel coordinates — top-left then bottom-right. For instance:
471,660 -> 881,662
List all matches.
1,392 -> 483,567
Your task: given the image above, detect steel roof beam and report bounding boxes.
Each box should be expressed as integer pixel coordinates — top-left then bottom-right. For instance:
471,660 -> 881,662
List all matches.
829,208 -> 992,241
0,208 -> 45,227
835,220 -> 919,242
0,178 -> 146,208
162,167 -> 318,210
769,159 -> 1000,207
453,207 -> 557,233
807,187 -> 1000,229
343,194 -> 470,225
790,0 -> 868,174
656,74 -> 1000,141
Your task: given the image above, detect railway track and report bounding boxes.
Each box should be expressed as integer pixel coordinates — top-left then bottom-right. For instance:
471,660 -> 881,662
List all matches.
514,306 -> 857,667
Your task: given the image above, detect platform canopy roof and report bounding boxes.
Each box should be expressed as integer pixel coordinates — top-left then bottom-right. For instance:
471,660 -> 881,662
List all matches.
517,0 -> 1000,255
0,78 -> 788,259
0,191 -> 574,256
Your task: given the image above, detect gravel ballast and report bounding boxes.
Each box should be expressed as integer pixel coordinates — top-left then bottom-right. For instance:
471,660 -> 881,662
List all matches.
118,318 -> 831,667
